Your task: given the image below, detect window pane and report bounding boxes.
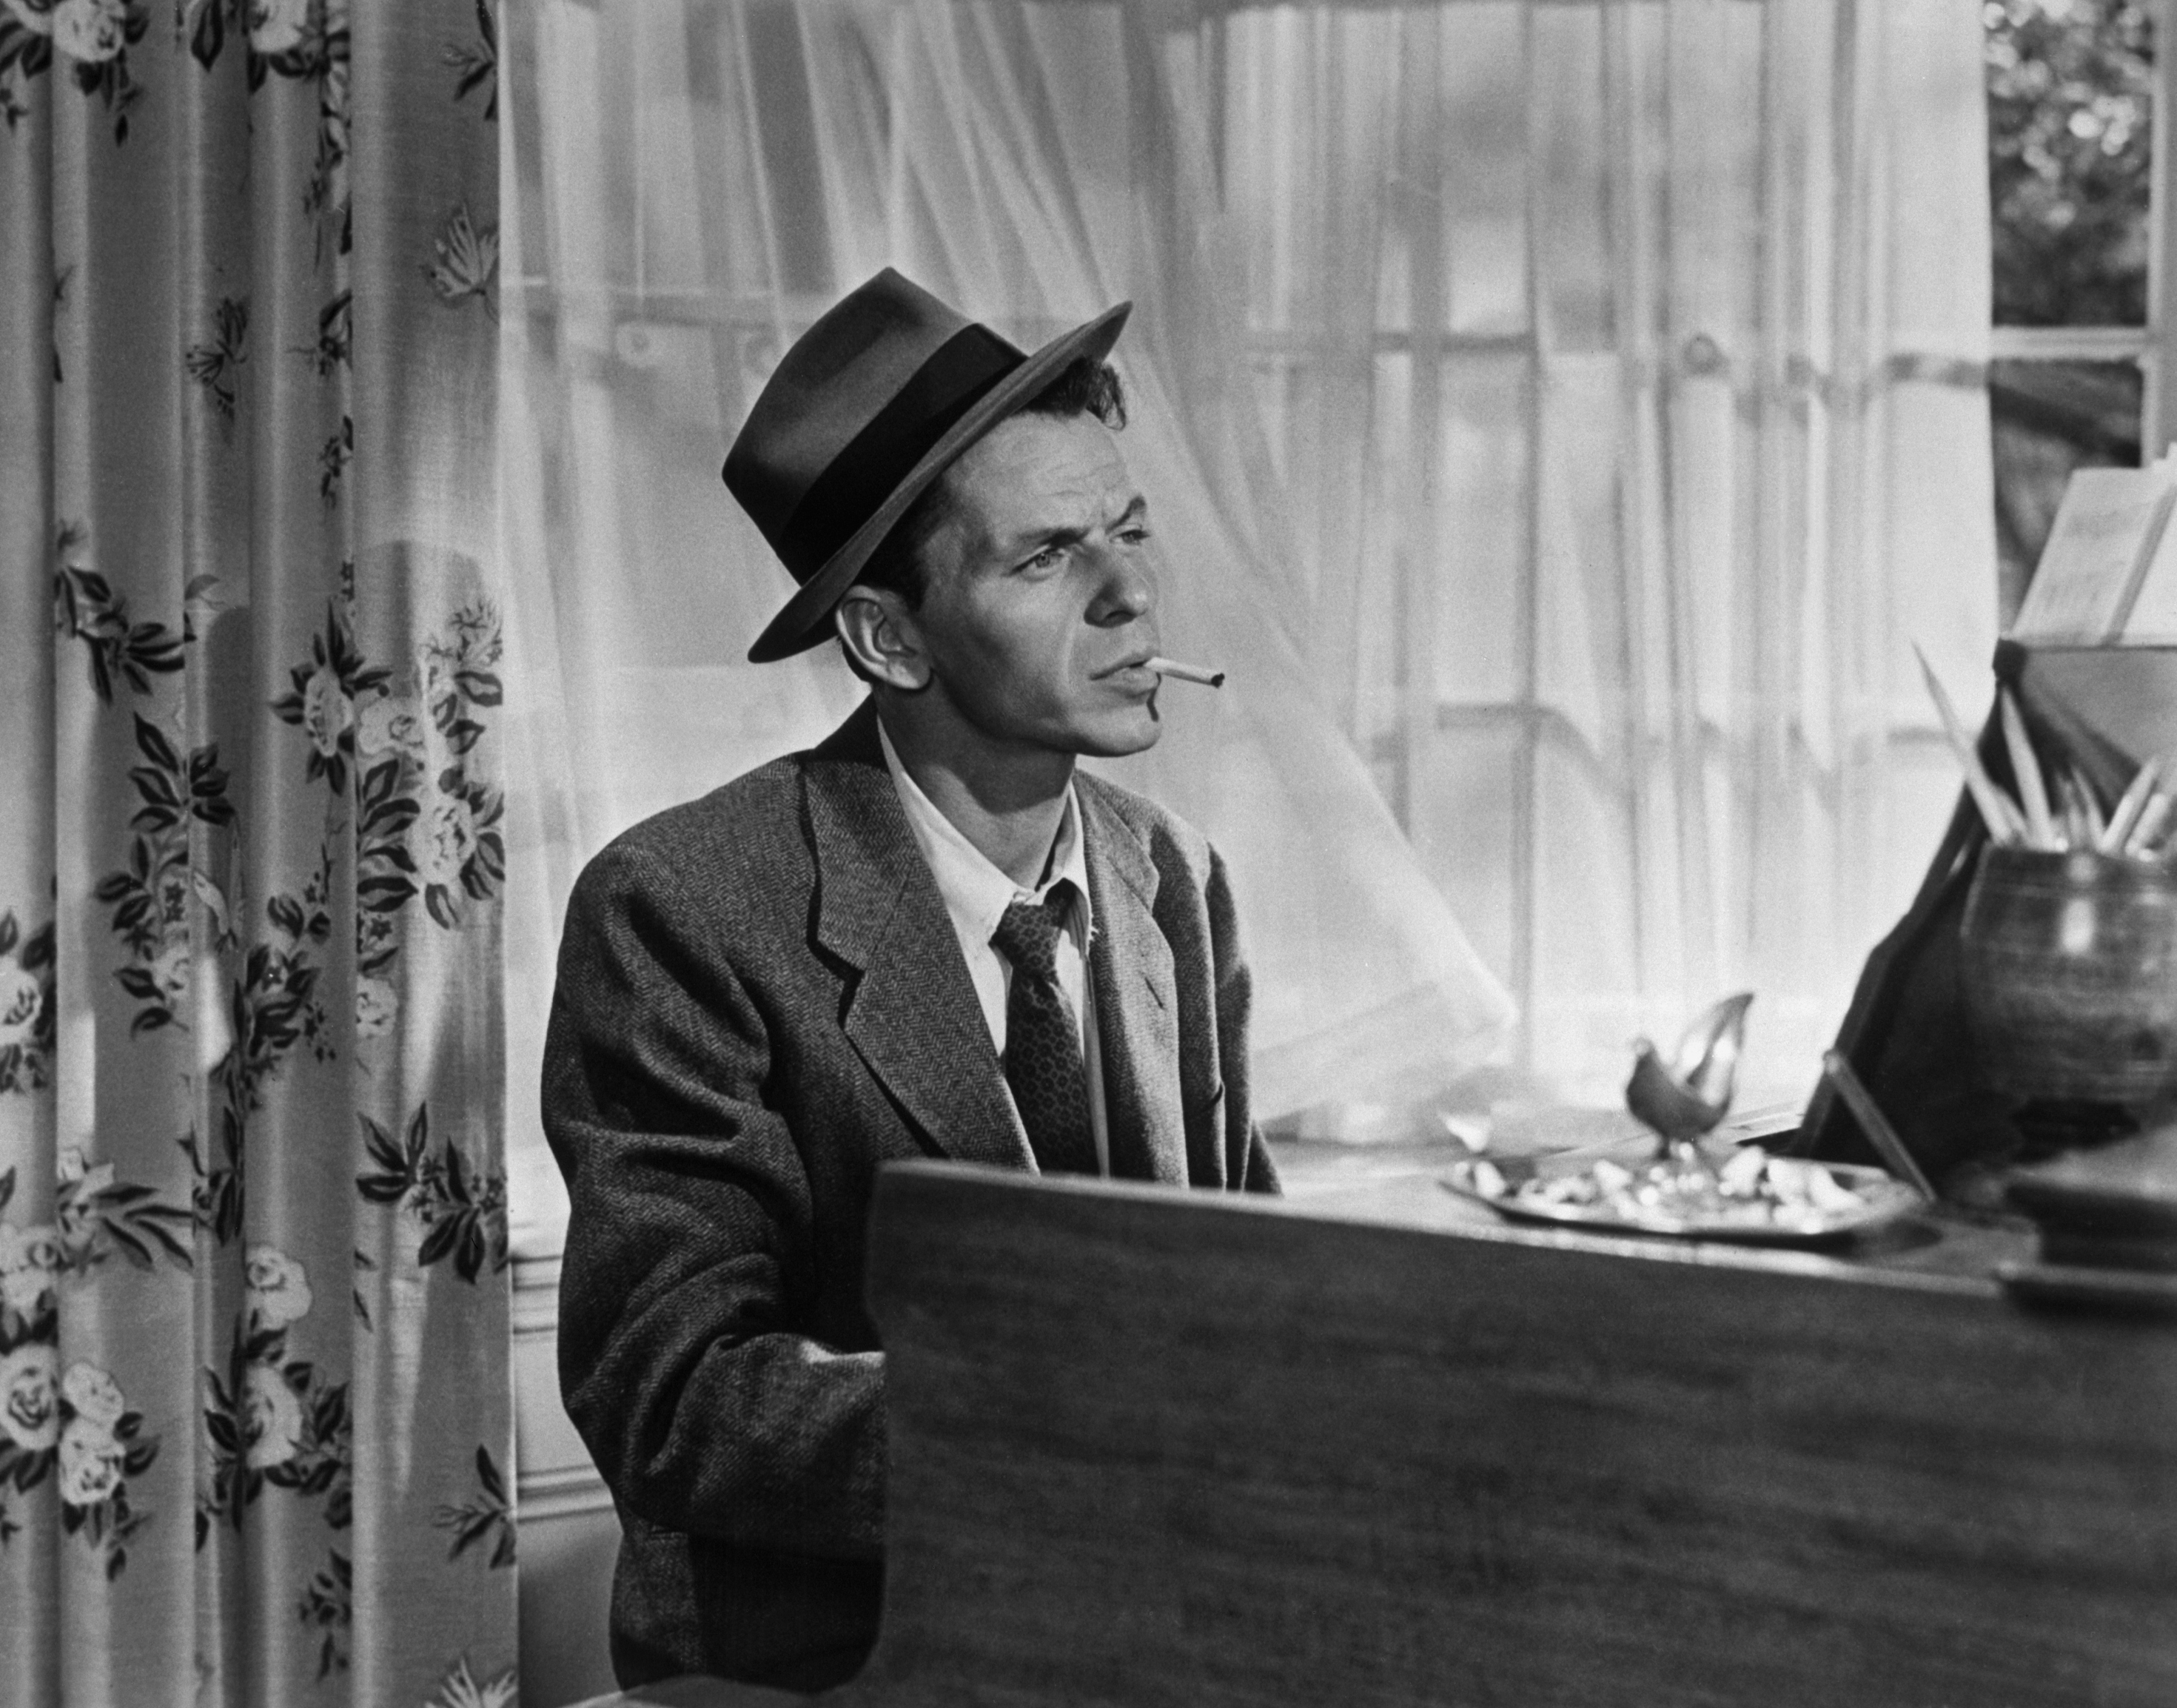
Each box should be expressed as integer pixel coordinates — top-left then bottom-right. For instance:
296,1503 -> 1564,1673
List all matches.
1985,0 -> 2154,327
1984,3 -> 2150,630
1989,357 -> 2146,622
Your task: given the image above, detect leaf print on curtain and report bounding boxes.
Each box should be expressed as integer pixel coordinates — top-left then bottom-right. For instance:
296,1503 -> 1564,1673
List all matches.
442,0 -> 496,122
432,1445 -> 515,1570
183,295 -> 249,426
0,0 -> 514,1702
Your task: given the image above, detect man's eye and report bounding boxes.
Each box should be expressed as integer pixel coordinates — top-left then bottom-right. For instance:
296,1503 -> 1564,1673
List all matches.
1118,524 -> 1153,546
1021,544 -> 1066,572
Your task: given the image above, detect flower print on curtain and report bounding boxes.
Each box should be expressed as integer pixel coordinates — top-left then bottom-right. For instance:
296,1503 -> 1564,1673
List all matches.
0,1 -> 152,140
0,1 -> 514,1704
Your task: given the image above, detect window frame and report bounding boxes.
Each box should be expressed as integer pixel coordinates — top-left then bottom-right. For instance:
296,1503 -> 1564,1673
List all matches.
1995,0 -> 2176,452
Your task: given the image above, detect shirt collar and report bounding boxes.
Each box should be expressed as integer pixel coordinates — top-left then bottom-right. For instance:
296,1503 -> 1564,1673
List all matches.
877,714 -> 1094,948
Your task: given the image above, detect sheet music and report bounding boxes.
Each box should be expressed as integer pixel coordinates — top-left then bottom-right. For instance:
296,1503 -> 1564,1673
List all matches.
2010,465 -> 2177,645
2120,495 -> 2177,644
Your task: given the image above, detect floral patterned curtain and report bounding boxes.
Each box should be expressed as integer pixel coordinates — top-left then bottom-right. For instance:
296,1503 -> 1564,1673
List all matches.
0,3 -> 516,1705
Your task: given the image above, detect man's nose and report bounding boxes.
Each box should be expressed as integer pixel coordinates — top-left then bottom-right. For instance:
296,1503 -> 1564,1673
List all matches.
1087,542 -> 1157,625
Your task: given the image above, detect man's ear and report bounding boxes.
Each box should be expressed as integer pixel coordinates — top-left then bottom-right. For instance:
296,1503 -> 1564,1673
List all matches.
834,586 -> 932,690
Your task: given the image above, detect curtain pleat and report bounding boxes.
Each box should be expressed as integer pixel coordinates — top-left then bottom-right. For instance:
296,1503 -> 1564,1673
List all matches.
0,3 -> 516,1703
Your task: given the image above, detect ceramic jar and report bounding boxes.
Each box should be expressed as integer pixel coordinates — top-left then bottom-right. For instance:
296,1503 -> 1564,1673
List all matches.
1959,845 -> 2177,1107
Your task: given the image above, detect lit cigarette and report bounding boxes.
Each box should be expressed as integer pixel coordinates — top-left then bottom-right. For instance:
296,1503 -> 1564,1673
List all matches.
1147,656 -> 1225,688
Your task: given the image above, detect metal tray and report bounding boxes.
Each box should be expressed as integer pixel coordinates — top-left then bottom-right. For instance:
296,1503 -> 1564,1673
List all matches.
1440,1157 -> 1925,1247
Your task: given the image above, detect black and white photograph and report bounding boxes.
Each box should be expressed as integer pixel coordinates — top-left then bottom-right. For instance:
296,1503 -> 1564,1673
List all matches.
1,0 -> 2173,1703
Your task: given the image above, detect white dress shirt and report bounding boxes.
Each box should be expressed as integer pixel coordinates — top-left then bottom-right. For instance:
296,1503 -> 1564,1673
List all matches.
878,719 -> 1110,1175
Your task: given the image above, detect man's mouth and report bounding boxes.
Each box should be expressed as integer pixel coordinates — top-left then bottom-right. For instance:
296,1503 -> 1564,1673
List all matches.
1096,651 -> 1159,684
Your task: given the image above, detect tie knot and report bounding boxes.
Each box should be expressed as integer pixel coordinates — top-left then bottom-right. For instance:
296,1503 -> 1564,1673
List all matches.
991,885 -> 1073,981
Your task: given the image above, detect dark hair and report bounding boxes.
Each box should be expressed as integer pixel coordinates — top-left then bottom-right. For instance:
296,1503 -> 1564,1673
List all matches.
851,356 -> 1128,611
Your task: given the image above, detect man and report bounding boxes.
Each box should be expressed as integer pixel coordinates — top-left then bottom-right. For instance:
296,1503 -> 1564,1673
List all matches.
542,269 -> 1279,1692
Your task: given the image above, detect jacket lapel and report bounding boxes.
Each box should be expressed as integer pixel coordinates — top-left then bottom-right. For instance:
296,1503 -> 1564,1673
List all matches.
1081,783 -> 1188,1184
804,702 -> 1031,1171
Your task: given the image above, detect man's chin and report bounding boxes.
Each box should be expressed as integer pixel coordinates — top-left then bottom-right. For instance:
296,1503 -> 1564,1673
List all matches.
1070,714 -> 1164,760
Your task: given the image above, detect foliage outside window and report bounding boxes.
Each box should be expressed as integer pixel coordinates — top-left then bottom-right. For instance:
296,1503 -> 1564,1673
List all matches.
1984,0 -> 2155,616
1988,0 -> 2153,326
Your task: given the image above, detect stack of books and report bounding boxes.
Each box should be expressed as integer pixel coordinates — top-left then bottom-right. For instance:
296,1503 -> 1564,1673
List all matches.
2002,1127 -> 2177,1314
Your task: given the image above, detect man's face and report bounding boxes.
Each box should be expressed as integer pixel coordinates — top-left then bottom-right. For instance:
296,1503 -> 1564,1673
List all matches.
905,410 -> 1164,759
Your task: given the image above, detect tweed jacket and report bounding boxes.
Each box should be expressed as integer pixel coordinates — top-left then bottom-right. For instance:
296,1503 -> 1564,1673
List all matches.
541,699 -> 1278,1689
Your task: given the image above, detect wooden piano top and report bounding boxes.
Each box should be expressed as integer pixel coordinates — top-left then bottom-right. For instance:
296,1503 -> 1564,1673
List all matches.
606,1159 -> 2177,1707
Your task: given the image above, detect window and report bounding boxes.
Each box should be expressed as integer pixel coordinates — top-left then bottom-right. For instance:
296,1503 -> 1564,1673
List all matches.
1986,0 -> 2170,621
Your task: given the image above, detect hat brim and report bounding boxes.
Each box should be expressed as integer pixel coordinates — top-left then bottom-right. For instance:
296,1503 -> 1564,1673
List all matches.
746,300 -> 1133,664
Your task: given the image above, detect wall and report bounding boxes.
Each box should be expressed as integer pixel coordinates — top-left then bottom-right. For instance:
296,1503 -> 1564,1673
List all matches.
514,1253 -> 621,1707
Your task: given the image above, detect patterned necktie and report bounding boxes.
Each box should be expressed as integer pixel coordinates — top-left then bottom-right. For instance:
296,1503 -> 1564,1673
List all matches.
990,884 -> 1098,1176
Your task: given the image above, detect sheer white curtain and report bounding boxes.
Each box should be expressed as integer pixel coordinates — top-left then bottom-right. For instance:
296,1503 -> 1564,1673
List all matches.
498,0 -> 1994,1243
1204,0 -> 1997,1089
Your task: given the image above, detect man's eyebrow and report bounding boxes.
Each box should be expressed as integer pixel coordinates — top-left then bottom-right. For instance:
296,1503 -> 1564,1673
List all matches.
1000,494 -> 1151,555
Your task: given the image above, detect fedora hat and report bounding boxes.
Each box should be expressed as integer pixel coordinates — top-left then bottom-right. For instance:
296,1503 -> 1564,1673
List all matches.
725,269 -> 1131,663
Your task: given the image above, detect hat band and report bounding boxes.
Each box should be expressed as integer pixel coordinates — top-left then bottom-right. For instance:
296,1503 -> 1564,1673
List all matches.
776,323 -> 1024,582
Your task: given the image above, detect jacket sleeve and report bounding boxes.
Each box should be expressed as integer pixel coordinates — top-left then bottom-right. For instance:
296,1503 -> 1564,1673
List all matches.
541,837 -> 884,1562
1205,841 -> 1281,1196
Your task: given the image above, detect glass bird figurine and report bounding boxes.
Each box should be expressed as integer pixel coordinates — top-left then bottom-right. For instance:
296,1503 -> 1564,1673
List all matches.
1626,992 -> 1755,1149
